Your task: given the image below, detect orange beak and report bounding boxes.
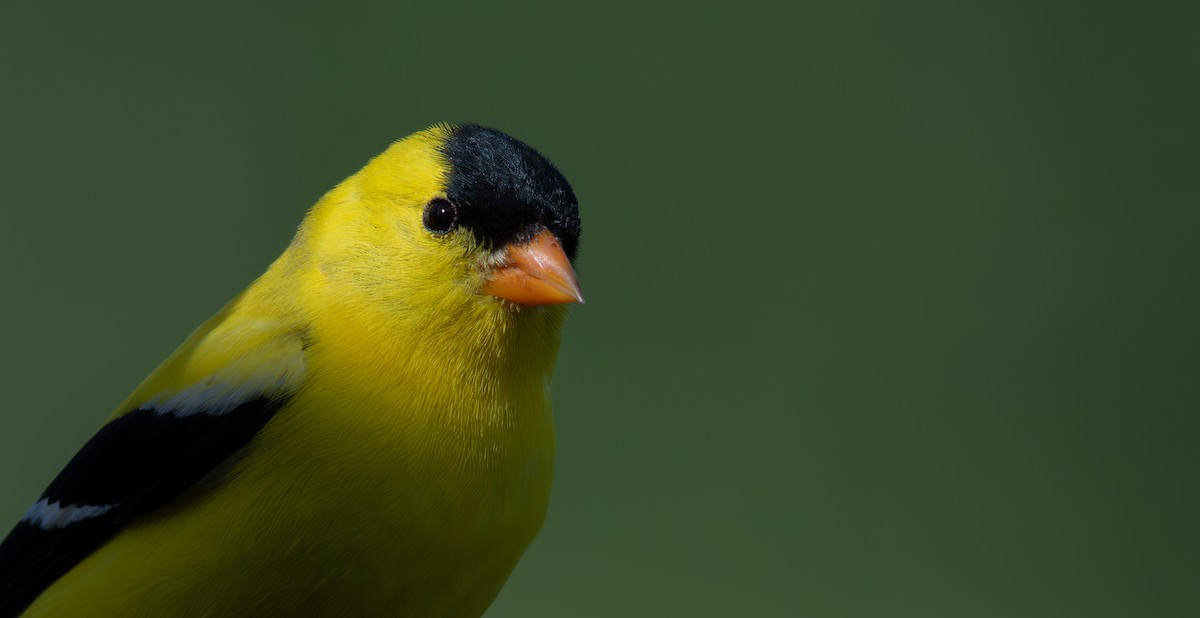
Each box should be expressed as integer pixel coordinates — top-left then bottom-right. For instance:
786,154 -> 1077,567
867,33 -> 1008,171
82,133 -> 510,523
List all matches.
482,228 -> 584,307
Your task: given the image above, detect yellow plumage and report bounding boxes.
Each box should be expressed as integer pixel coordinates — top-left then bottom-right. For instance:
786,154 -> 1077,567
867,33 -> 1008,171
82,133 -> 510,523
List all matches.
3,124 -> 582,617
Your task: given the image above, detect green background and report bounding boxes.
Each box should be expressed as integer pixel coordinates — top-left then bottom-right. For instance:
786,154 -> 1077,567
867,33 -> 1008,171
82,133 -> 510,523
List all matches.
1,2 -> 1196,616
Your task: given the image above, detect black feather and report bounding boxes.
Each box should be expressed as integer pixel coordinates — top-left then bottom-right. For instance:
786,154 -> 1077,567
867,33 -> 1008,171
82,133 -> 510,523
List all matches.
442,124 -> 581,260
0,397 -> 286,617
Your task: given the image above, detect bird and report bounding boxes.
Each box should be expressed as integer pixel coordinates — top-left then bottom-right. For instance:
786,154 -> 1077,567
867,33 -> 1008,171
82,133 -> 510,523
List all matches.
0,123 -> 583,617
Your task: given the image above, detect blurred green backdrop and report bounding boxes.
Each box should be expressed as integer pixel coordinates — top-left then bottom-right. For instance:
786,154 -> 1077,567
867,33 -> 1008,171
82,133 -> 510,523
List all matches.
1,1 -> 1197,616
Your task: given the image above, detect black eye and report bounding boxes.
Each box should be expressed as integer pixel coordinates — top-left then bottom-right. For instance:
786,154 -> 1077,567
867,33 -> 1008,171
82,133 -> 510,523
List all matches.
423,199 -> 458,234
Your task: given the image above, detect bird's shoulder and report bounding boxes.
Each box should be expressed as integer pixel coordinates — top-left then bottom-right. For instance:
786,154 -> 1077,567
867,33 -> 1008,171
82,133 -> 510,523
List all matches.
0,291 -> 310,618
115,291 -> 310,421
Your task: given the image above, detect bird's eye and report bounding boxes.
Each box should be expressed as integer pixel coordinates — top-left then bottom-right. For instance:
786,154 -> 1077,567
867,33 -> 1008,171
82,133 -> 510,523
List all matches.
423,199 -> 458,235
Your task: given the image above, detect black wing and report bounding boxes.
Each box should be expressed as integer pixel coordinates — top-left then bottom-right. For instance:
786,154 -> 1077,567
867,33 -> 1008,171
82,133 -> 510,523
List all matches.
0,396 -> 288,617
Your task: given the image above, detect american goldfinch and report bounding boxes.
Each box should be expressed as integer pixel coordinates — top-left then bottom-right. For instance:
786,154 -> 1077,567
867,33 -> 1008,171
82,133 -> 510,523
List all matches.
0,124 -> 583,617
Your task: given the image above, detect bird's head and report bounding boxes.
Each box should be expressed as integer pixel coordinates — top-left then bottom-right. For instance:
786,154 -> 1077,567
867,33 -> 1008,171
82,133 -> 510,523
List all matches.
292,124 -> 582,342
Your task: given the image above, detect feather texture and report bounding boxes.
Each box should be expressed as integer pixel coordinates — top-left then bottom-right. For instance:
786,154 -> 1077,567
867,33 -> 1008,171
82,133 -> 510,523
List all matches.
0,124 -> 578,617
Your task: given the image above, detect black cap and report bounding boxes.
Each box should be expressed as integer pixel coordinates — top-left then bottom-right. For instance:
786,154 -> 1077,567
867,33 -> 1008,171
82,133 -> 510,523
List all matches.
441,124 -> 581,261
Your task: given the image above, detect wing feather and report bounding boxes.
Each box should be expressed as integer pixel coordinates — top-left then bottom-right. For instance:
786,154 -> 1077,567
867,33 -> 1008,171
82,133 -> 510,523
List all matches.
0,311 -> 306,618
